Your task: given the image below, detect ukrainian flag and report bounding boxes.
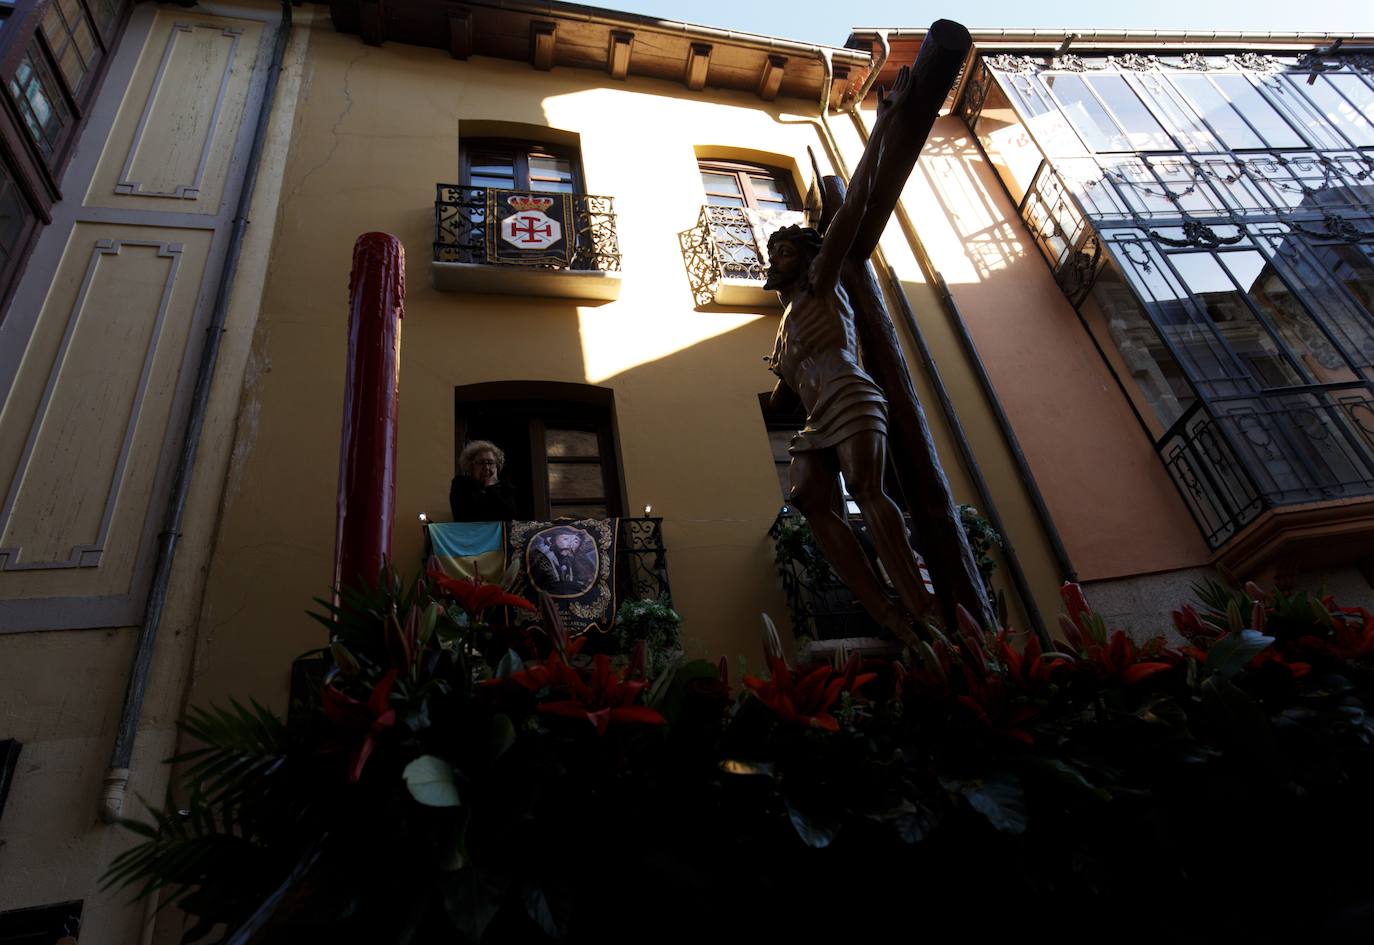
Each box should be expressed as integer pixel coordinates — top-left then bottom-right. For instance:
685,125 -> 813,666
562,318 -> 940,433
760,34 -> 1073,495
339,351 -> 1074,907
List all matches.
427,521 -> 507,584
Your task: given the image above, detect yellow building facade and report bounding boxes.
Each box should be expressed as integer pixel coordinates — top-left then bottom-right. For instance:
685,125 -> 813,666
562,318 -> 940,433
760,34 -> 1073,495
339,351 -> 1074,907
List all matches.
0,1 -> 1371,940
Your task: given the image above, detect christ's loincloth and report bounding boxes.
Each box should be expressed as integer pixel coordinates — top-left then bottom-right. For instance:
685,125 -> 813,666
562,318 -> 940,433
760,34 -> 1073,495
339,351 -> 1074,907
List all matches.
776,346 -> 887,453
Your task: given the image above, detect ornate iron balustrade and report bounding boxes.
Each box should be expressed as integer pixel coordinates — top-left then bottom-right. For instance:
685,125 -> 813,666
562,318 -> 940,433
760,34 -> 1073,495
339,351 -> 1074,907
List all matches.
433,184 -> 621,272
769,509 -> 889,642
618,516 -> 672,606
1157,382 -> 1374,548
679,205 -> 802,306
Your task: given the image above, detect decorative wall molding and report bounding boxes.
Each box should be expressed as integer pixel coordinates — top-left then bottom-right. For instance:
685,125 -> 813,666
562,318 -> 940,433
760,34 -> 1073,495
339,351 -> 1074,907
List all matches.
114,23 -> 242,199
1231,52 -> 1282,72
1112,53 -> 1160,72
0,240 -> 183,571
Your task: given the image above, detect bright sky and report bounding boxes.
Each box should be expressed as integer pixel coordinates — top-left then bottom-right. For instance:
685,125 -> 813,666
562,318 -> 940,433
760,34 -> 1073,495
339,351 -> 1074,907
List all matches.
596,0 -> 1374,46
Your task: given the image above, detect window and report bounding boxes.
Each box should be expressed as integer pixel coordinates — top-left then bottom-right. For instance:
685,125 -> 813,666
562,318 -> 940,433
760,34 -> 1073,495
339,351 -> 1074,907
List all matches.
455,384 -> 623,520
1043,73 -> 1174,153
0,738 -> 19,823
0,156 -> 36,283
698,160 -> 799,212
460,138 -> 579,193
698,160 -> 801,281
8,42 -> 70,158
0,901 -> 82,945
1171,74 -> 1305,150
40,0 -> 99,95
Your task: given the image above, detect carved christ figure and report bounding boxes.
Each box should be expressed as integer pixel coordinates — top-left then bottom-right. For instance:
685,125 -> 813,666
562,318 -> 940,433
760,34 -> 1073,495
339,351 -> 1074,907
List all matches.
765,65 -> 935,644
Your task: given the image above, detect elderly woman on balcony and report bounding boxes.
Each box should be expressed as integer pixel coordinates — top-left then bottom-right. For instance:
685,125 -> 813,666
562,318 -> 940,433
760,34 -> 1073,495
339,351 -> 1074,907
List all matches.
449,439 -> 517,522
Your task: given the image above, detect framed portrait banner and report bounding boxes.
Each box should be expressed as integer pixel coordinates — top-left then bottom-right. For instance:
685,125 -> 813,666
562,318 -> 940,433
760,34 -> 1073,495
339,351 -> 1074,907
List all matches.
508,518 -> 618,635
485,190 -> 574,266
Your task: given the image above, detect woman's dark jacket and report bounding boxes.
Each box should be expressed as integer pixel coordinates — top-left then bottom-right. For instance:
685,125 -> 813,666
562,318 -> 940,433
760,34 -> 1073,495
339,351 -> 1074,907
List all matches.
449,476 -> 517,522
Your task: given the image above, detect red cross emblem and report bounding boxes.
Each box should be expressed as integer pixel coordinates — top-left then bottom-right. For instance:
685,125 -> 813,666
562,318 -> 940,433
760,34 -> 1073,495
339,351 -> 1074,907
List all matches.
500,207 -> 562,251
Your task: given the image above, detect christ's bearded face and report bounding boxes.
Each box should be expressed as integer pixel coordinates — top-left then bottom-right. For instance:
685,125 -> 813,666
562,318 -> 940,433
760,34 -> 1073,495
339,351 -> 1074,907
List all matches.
553,533 -> 580,555
763,238 -> 804,290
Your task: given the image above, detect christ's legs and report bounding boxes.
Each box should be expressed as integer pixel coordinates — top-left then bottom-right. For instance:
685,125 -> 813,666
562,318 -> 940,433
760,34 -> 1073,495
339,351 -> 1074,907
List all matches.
835,432 -> 935,624
788,448 -> 916,646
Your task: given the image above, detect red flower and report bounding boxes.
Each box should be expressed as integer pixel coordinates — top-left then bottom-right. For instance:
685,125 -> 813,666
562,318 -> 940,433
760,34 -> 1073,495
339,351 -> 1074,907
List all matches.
1171,605 -> 1224,648
1249,647 -> 1312,679
536,652 -> 666,736
995,630 -> 1063,692
426,567 -> 536,617
1083,631 -> 1173,686
957,666 -> 1038,745
743,657 -> 874,732
321,670 -> 398,782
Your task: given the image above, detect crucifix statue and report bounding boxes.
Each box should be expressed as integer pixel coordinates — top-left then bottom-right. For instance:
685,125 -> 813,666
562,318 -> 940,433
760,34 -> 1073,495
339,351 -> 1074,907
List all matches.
765,22 -> 975,646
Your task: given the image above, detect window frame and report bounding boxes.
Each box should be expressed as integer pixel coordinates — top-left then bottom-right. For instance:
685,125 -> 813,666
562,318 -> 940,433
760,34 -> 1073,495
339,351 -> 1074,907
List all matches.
458,137 -> 584,194
0,0 -> 132,315
454,382 -> 626,521
697,159 -> 801,212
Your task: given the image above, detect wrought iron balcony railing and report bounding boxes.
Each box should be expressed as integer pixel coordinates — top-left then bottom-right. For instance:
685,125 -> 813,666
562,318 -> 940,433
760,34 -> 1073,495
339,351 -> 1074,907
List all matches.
1157,382 -> 1374,549
618,516 -> 672,606
433,184 -> 621,272
679,205 -> 803,306
770,509 -> 897,643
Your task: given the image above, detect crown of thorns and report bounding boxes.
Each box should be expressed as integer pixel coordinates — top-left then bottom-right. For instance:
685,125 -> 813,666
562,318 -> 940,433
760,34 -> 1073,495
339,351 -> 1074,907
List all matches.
766,224 -> 823,258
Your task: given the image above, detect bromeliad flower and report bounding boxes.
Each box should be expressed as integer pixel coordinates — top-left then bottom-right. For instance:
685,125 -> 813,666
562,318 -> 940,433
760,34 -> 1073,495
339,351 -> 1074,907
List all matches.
743,657 -> 875,733
321,670 -> 398,782
536,652 -> 666,736
426,566 -> 536,618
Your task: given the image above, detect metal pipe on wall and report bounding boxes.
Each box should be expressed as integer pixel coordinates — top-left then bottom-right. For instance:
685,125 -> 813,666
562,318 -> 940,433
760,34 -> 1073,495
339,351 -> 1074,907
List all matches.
100,0 -> 295,825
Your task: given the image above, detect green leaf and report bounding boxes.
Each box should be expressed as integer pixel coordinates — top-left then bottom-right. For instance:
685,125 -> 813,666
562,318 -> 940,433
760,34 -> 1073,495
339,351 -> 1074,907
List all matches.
649,658 -> 720,724
522,884 -> 566,940
441,868 -> 506,943
489,714 -> 516,760
1204,628 -> 1274,679
1019,757 -> 1108,800
418,602 -> 441,646
785,797 -> 837,848
957,772 -> 1028,835
403,755 -> 461,808
1201,675 -> 1284,779
494,650 -> 523,679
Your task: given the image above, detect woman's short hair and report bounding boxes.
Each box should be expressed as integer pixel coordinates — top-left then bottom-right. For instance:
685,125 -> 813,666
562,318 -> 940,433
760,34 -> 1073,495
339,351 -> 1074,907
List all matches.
459,439 -> 505,476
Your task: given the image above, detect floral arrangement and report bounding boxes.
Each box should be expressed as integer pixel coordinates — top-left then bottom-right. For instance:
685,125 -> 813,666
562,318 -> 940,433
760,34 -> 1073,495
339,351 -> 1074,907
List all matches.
105,570 -> 1374,943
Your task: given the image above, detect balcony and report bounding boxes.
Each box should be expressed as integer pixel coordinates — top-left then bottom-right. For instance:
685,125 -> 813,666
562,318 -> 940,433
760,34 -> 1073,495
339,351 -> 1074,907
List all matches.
769,509 -> 900,658
679,205 -> 803,307
1157,382 -> 1374,562
432,185 -> 622,301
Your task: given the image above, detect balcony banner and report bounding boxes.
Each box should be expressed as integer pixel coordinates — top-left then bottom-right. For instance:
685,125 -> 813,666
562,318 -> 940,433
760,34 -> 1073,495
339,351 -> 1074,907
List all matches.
485,189 -> 574,266
507,518 -> 619,636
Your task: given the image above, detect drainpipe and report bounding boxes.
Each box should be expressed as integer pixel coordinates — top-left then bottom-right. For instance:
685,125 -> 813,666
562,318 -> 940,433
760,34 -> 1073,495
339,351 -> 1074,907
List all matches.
100,0 -> 295,824
838,91 -> 1078,588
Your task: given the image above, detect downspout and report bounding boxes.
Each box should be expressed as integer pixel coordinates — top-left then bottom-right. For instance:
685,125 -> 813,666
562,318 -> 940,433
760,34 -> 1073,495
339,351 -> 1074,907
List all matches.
812,43 -> 1056,643
100,0 -> 295,824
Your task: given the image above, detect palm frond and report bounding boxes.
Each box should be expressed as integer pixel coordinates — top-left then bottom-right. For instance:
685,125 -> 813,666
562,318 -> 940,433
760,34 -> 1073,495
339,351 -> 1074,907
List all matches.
173,699 -> 288,813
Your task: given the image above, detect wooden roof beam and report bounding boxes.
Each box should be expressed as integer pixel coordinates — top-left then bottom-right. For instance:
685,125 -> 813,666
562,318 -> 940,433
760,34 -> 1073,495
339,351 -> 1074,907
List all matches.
684,42 -> 711,91
829,63 -> 851,110
757,54 -> 786,100
607,30 -> 633,80
445,4 -> 472,60
531,20 -> 556,71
